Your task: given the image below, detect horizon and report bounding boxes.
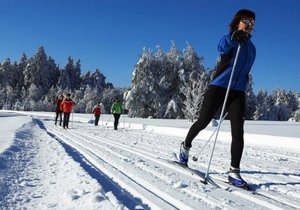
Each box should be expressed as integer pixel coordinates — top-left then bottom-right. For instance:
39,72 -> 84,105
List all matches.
1,0 -> 299,93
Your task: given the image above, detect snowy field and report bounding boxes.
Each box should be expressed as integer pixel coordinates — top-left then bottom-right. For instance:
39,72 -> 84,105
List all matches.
0,110 -> 299,210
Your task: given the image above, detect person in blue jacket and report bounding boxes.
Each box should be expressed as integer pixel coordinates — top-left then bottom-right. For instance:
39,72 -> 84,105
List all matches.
179,9 -> 256,188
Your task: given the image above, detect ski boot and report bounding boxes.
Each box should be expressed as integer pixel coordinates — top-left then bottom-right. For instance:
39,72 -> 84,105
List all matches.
179,142 -> 190,166
228,167 -> 248,189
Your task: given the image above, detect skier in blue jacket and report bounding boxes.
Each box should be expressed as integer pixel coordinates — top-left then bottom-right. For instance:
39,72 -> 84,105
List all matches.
179,9 -> 256,188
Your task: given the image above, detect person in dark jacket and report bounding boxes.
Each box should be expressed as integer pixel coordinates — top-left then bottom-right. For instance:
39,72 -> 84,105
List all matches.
60,93 -> 75,129
54,95 -> 64,126
179,9 -> 256,188
92,101 -> 102,126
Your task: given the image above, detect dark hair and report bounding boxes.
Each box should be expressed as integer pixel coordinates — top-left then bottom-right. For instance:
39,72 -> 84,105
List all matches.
66,93 -> 71,97
229,9 -> 256,33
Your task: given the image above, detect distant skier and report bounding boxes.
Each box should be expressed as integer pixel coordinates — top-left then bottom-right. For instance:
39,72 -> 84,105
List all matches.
111,97 -> 122,130
179,9 -> 256,188
60,93 -> 75,129
92,101 -> 102,126
54,94 -> 64,126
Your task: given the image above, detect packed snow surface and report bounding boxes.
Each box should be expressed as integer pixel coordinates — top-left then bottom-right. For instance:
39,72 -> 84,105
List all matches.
0,110 -> 299,210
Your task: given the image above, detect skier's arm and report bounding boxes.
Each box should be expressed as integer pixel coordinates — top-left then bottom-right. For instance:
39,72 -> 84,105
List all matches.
60,101 -> 64,111
218,34 -> 237,55
111,103 -> 115,113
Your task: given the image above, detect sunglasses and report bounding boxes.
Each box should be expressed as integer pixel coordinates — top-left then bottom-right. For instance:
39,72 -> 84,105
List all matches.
241,19 -> 255,26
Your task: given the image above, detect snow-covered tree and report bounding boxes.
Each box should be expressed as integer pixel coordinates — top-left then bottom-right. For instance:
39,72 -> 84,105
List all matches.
0,59 -> 14,88
48,56 -> 60,87
245,74 -> 257,120
58,57 -> 82,90
254,90 -> 277,120
291,92 -> 300,121
126,42 -> 210,119
273,89 -> 298,121
180,43 -> 208,120
125,48 -> 161,118
23,47 -> 51,94
181,71 -> 209,121
81,68 -> 107,92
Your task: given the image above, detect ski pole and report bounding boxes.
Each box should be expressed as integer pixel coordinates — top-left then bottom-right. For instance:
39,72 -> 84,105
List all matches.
203,44 -> 242,183
192,112 -> 228,162
123,113 -> 125,130
71,109 -> 74,128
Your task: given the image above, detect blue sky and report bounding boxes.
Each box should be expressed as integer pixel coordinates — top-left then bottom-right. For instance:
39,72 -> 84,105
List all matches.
0,0 -> 299,93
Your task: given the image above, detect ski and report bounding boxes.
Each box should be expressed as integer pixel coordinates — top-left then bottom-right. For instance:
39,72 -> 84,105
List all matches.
167,152 -> 255,192
210,174 -> 255,192
166,159 -> 221,188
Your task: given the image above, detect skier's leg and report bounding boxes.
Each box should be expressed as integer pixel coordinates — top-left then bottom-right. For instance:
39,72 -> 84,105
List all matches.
184,86 -> 225,148
113,114 -> 117,130
116,114 -> 120,128
95,115 -> 99,126
63,112 -> 67,128
227,91 -> 247,187
59,112 -> 62,126
66,113 -> 70,129
227,91 -> 245,168
114,114 -> 120,129
55,111 -> 59,125
179,86 -> 225,165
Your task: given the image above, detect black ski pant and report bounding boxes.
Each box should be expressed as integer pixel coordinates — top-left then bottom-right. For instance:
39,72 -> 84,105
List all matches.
184,85 -> 245,168
63,112 -> 71,129
94,115 -> 100,126
113,113 -> 121,130
55,111 -> 62,126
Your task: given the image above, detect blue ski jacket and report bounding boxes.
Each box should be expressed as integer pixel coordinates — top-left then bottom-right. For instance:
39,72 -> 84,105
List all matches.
210,33 -> 256,91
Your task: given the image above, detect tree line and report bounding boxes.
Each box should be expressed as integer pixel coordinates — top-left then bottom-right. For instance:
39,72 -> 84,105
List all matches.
0,45 -> 299,121
124,42 -> 300,121
0,46 -> 123,114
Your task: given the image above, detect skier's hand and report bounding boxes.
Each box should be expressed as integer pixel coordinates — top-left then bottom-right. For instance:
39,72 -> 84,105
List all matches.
231,30 -> 251,44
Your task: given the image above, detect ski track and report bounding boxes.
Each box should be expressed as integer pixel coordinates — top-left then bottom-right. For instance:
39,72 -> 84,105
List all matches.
0,119 -> 120,210
38,118 -> 300,210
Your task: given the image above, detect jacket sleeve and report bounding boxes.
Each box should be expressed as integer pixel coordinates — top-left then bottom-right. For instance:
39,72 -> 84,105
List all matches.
218,34 -> 238,56
111,103 -> 114,113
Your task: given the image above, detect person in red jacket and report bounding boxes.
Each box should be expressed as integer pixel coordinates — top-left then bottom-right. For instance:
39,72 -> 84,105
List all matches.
54,94 -> 64,126
92,101 -> 102,126
60,93 -> 75,129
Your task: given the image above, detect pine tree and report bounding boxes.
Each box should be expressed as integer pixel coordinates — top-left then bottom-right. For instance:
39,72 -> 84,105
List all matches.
180,43 -> 208,120
254,90 -> 277,120
48,56 -> 60,87
58,57 -> 82,90
245,73 -> 257,120
273,89 -> 298,121
126,48 -> 159,118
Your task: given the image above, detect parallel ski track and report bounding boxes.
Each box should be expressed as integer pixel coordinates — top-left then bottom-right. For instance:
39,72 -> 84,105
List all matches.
45,126 -> 198,210
45,122 -> 299,210
47,126 -> 241,209
69,129 -> 298,210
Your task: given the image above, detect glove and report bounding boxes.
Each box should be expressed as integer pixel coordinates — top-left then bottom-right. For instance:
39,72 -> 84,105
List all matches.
231,30 -> 251,44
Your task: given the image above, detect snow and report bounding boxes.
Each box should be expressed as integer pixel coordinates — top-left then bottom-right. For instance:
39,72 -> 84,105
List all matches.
0,110 -> 300,210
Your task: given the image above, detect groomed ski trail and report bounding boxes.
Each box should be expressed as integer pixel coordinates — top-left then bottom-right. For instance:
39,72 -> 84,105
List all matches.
40,118 -> 300,210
